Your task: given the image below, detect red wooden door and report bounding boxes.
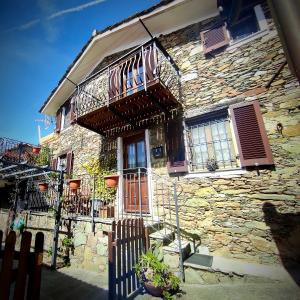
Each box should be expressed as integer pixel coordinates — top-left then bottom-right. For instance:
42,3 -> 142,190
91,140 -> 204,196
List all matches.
123,133 -> 149,213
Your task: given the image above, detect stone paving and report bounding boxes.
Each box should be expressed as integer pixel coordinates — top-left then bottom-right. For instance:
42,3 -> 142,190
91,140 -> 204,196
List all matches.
40,266 -> 300,300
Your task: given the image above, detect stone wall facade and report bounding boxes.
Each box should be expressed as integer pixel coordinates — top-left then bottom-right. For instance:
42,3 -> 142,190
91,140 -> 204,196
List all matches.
146,3 -> 300,266
43,2 -> 300,267
0,209 -> 110,272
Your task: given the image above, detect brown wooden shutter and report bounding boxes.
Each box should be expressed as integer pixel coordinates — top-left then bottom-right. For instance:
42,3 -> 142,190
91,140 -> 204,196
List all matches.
51,158 -> 57,170
166,119 -> 188,174
200,24 -> 230,54
55,109 -> 62,133
65,151 -> 73,176
229,101 -> 274,167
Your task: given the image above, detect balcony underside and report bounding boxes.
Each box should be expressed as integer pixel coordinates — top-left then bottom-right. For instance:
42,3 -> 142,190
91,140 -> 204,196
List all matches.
76,80 -> 180,136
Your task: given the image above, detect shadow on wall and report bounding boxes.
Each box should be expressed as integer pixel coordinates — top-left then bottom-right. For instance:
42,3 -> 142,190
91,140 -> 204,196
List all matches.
263,202 -> 300,286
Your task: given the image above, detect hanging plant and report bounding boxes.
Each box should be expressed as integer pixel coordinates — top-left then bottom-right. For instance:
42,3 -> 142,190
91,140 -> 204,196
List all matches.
206,158 -> 219,172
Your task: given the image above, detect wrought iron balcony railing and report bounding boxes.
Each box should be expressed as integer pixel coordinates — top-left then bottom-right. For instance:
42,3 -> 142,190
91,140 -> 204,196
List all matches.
73,38 -> 181,135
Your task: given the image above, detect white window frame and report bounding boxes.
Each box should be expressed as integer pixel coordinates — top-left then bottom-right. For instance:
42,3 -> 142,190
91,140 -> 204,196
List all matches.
60,106 -> 66,132
227,4 -> 269,50
60,104 -> 72,133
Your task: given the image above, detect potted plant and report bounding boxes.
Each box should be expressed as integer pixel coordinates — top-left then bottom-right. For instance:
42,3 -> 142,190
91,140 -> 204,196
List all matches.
135,251 -> 180,300
32,146 -> 41,155
67,178 -> 81,191
206,158 -> 219,172
81,157 -> 117,216
38,182 -> 49,192
104,174 -> 119,188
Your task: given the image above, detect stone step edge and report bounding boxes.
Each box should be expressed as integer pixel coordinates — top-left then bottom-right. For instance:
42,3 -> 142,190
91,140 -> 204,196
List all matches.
163,240 -> 191,253
184,255 -> 295,282
149,229 -> 174,240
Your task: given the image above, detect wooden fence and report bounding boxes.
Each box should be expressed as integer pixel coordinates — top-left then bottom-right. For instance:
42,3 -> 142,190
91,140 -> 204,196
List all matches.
108,218 -> 150,299
0,230 -> 44,300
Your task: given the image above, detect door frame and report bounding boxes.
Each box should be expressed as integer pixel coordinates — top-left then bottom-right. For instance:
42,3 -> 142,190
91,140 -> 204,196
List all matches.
117,129 -> 153,217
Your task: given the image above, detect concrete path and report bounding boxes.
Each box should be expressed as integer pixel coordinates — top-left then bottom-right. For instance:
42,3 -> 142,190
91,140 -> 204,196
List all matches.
40,267 -> 108,300
136,283 -> 300,300
40,267 -> 300,300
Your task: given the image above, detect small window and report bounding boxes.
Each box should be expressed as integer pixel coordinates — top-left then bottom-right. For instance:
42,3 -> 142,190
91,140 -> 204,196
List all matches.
61,102 -> 71,131
56,100 -> 74,133
186,101 -> 274,173
225,1 -> 268,42
187,111 -> 237,172
229,9 -> 259,41
55,151 -> 73,176
200,3 -> 268,54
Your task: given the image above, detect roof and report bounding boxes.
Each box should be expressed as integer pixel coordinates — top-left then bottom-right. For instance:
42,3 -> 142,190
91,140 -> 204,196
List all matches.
40,0 -> 218,115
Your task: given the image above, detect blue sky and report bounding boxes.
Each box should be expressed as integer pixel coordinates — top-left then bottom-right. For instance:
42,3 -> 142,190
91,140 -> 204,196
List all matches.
0,0 -> 160,144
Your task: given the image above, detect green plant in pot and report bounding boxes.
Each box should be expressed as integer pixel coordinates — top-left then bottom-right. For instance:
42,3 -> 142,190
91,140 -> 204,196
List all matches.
135,251 -> 180,300
32,145 -> 51,167
81,156 -> 117,205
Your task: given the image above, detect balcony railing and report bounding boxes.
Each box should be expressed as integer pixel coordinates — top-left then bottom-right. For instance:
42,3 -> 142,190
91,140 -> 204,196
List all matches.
73,38 -> 181,135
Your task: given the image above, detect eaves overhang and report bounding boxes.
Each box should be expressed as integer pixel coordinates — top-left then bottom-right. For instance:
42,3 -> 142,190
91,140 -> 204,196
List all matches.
40,0 -> 218,116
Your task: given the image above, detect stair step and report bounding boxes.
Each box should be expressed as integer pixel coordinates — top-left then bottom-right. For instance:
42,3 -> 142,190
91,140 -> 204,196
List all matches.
163,239 -> 191,254
149,229 -> 174,243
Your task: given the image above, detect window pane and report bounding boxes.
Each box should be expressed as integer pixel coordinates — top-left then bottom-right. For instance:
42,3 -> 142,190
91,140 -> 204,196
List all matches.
189,115 -> 236,171
230,10 -> 259,40
127,143 -> 136,168
137,140 -> 146,167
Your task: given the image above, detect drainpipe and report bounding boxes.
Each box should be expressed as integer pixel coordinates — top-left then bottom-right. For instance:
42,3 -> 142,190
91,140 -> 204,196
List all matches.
267,0 -> 300,82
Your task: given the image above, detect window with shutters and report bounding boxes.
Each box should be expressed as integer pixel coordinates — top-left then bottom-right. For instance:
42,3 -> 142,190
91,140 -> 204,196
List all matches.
55,151 -> 73,176
201,3 -> 268,54
186,101 -> 273,173
187,110 -> 238,172
56,100 -> 75,133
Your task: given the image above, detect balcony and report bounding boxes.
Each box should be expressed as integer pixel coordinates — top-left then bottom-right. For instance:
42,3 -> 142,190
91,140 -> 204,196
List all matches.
74,39 -> 181,136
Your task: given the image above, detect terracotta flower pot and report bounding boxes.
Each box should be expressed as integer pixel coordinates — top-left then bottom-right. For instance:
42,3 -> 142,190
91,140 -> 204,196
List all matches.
144,283 -> 164,297
32,146 -> 41,155
68,179 -> 81,191
104,175 -> 119,188
38,182 -> 48,192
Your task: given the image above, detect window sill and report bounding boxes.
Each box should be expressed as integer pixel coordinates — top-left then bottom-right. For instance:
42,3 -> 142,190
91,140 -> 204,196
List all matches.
184,168 -> 246,179
226,29 -> 269,51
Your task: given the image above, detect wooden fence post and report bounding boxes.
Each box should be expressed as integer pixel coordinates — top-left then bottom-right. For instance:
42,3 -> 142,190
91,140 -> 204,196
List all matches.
108,221 -> 116,300
27,232 -> 44,300
14,231 -> 32,300
0,231 -> 16,300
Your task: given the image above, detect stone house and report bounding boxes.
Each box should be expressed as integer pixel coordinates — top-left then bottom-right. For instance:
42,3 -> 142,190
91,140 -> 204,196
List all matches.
39,0 -> 300,272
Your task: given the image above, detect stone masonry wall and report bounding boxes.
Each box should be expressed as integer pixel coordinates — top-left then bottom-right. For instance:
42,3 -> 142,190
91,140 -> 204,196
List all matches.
0,209 -> 110,272
147,3 -> 300,266
45,124 -> 101,176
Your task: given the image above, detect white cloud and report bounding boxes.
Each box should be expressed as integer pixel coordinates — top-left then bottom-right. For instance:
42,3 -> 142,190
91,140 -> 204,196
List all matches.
48,0 -> 106,19
1,0 -> 106,34
2,19 -> 40,33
